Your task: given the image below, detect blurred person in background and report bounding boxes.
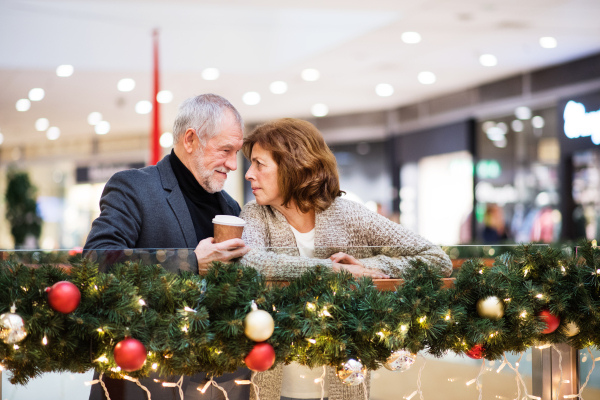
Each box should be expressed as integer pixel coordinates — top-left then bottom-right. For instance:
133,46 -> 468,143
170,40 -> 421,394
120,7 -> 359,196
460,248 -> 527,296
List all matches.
239,118 -> 452,400
85,94 -> 250,400
482,203 -> 508,244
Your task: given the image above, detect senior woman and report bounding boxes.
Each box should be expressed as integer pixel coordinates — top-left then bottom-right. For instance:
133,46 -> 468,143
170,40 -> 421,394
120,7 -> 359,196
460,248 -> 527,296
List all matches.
239,118 -> 451,400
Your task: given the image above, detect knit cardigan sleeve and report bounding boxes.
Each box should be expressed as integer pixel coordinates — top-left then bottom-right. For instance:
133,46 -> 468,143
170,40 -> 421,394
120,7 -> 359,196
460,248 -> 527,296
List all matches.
343,200 -> 453,277
239,202 -> 334,279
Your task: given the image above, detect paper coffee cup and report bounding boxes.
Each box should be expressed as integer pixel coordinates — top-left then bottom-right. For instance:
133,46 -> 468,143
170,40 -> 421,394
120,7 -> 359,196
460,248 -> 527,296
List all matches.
212,215 -> 246,243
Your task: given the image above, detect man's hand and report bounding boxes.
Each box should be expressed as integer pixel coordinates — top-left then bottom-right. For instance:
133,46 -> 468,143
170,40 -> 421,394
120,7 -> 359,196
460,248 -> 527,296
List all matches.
195,237 -> 250,274
330,252 -> 390,279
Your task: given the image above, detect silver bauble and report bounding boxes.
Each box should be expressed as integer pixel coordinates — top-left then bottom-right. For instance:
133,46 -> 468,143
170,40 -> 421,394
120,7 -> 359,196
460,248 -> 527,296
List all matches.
565,322 -> 580,337
244,309 -> 275,342
0,312 -> 27,344
383,350 -> 417,372
336,359 -> 367,386
476,296 -> 504,320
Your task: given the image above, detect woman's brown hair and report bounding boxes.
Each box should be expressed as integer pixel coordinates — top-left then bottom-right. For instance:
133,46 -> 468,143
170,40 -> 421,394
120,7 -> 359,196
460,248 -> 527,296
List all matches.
242,118 -> 343,213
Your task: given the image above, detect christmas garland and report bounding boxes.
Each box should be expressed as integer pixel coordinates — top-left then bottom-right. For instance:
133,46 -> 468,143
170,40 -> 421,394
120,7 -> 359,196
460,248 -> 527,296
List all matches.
1,241 -> 599,386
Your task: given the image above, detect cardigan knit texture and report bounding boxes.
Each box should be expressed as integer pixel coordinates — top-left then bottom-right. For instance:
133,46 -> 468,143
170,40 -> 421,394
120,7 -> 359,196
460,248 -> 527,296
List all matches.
239,197 -> 452,400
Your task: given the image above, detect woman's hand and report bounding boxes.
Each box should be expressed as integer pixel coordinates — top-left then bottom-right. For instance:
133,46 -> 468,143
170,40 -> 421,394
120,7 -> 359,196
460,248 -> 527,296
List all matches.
330,252 -> 390,279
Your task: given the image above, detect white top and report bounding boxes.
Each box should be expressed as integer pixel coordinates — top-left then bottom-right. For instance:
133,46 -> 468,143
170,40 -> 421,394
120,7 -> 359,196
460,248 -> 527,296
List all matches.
282,226 -> 324,398
289,226 -> 315,258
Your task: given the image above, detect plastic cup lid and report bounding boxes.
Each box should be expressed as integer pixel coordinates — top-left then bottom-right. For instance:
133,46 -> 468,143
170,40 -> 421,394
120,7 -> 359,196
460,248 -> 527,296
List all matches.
212,215 -> 246,226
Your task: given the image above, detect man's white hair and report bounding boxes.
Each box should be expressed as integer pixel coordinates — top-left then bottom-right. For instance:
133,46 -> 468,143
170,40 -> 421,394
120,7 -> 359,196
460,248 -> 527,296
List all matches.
172,94 -> 243,145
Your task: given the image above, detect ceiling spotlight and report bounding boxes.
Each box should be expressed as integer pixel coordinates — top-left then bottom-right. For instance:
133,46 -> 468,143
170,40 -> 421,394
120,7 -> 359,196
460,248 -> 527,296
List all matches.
311,103 -> 329,117
242,92 -> 261,105
46,127 -> 60,140
35,118 -> 49,131
87,112 -> 103,125
401,32 -> 422,44
375,83 -> 394,97
532,116 -> 545,129
486,126 -> 505,141
56,65 -> 74,77
479,54 -> 498,67
269,81 -> 288,94
482,121 -> 495,132
201,68 -> 220,81
135,101 -> 152,114
511,120 -> 524,132
417,71 -> 436,85
301,69 -> 320,82
515,106 -> 532,120
539,37 -> 557,49
16,99 -> 31,112
496,122 -> 508,134
160,132 -> 174,148
118,78 -> 136,92
157,90 -> 173,104
94,121 -> 110,135
29,88 -> 45,101
493,137 -> 507,148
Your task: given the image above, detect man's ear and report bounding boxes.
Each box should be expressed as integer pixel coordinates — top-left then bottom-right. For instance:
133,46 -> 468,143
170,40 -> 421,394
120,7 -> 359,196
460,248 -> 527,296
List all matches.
182,128 -> 197,154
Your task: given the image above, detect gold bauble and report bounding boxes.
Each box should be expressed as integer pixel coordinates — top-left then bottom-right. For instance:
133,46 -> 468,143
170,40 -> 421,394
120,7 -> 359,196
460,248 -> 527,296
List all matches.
0,312 -> 27,344
244,309 -> 274,342
383,350 -> 417,372
476,296 -> 504,320
565,322 -> 580,337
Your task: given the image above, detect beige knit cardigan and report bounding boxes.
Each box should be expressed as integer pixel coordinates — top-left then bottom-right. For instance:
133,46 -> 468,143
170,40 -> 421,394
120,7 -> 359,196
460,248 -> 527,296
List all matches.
239,198 -> 452,400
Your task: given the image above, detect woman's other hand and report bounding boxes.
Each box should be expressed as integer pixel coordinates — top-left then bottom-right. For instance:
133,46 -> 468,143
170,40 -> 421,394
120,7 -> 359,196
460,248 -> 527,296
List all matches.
330,252 -> 390,279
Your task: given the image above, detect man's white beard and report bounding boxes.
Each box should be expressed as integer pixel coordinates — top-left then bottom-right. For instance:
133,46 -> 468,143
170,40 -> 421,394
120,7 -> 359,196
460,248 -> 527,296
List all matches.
194,150 -> 230,193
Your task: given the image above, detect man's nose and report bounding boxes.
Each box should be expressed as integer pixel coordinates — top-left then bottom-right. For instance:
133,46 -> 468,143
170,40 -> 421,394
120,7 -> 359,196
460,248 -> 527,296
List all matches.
224,153 -> 237,171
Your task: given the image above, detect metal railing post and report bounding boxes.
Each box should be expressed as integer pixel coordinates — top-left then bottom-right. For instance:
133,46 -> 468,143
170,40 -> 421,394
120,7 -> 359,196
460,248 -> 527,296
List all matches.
532,344 -> 579,400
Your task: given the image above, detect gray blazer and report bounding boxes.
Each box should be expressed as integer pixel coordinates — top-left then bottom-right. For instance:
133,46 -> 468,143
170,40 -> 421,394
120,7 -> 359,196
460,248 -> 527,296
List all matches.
85,154 -> 249,400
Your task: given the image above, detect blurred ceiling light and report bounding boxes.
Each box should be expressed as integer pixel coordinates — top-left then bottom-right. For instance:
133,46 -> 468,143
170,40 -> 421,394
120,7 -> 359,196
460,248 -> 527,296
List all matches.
496,122 -> 508,134
56,65 -> 74,77
375,83 -> 394,97
118,78 -> 136,92
479,54 -> 498,67
515,106 -> 532,120
417,71 -> 436,84
532,116 -> 545,128
94,121 -> 110,135
16,99 -> 31,112
87,112 -> 103,125
482,121 -> 495,132
242,92 -> 261,105
511,120 -> 524,132
35,118 -> 49,131
301,69 -> 320,82
46,127 -> 60,140
493,137 -> 507,148
201,68 -> 220,81
135,101 -> 152,114
401,32 -> 422,44
29,88 -> 45,101
486,126 -> 505,141
269,81 -> 288,94
157,90 -> 173,104
311,103 -> 329,117
160,132 -> 174,148
539,37 -> 557,49
0,132 -> 3,145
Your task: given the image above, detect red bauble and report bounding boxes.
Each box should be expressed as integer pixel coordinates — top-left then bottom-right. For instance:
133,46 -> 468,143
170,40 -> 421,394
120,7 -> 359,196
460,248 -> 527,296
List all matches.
46,281 -> 81,314
244,342 -> 276,372
538,310 -> 560,334
114,338 -> 147,372
466,344 -> 484,359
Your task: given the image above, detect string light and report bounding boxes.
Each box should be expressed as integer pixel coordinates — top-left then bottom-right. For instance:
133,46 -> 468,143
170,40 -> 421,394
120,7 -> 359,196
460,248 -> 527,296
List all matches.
419,316 -> 426,323
520,311 -> 527,318
152,363 -> 158,370
536,294 -> 543,299
524,269 -> 529,277
184,306 -> 196,312
139,299 -> 146,306
445,315 -> 450,320
42,335 -> 48,345
307,338 -> 316,344
97,328 -> 103,333
235,380 -> 252,385
13,345 -> 19,350
197,380 -> 212,393
400,325 -> 408,332
377,331 -> 385,338
306,302 -> 316,311
94,355 -> 109,363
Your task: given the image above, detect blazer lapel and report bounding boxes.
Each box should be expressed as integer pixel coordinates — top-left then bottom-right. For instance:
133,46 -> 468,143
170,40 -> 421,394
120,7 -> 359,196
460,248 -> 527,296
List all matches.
158,155 -> 198,248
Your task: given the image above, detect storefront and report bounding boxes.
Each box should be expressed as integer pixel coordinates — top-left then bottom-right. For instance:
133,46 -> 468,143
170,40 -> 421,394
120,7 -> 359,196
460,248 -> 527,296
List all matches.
392,120 -> 476,245
558,89 -> 600,241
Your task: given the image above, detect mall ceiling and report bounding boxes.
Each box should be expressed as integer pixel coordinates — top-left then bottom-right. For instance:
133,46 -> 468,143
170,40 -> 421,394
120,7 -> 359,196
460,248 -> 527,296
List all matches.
1,0 -> 600,147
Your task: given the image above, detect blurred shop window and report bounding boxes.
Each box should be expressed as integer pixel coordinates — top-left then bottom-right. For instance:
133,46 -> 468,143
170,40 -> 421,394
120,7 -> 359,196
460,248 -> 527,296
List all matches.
572,150 -> 600,240
62,183 -> 105,248
476,107 -> 560,243
401,151 -> 473,245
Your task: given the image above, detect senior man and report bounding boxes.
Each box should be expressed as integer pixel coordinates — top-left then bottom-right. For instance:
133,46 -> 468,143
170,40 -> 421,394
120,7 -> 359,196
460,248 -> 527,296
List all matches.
85,94 -> 251,400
